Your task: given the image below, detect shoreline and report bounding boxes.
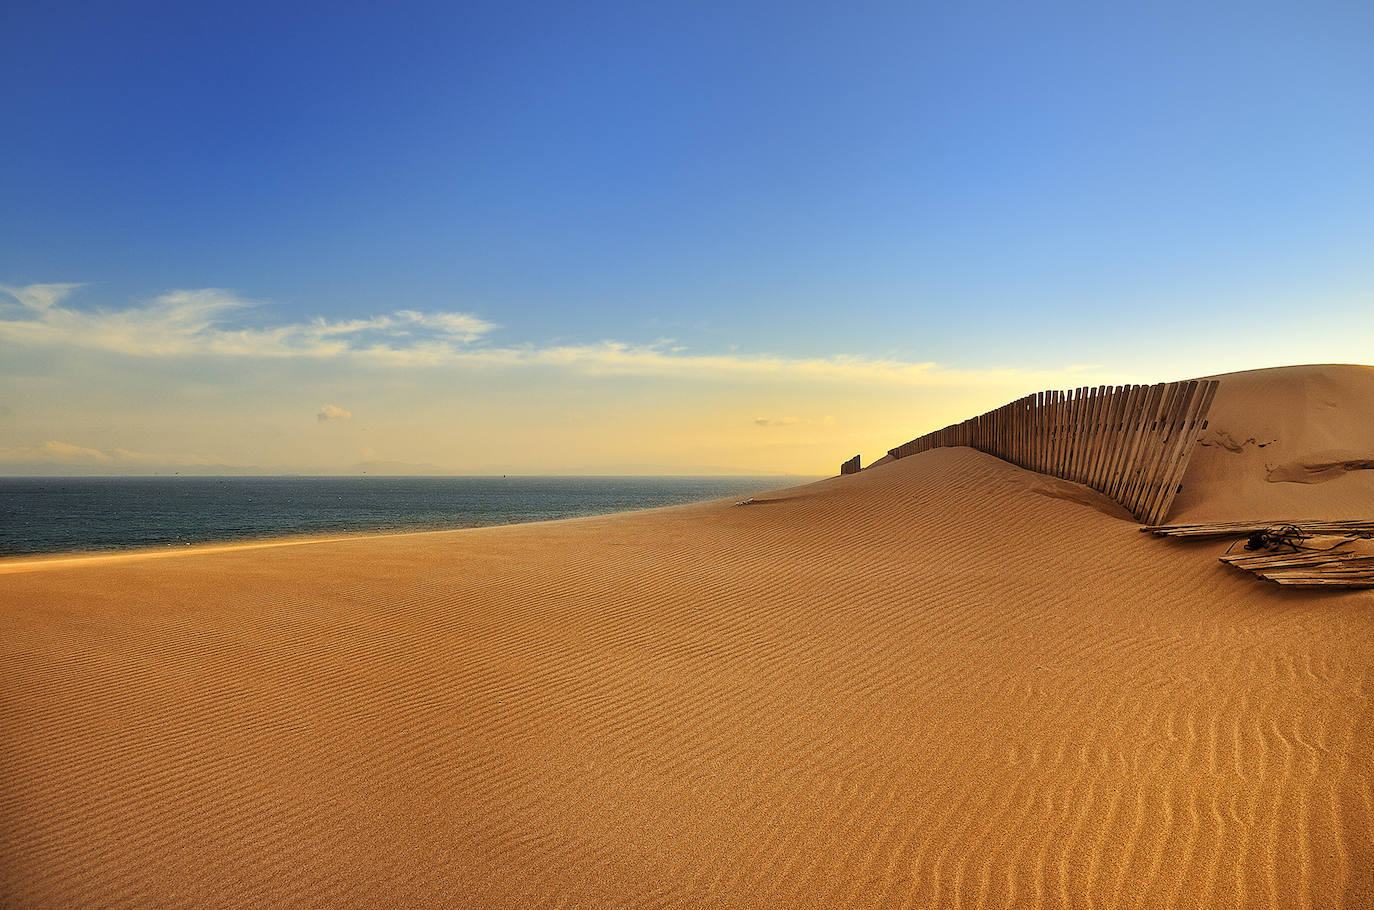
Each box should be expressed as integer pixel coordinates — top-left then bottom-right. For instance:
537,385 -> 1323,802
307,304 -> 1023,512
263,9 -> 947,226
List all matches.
0,487 -> 803,574
0,475 -> 813,571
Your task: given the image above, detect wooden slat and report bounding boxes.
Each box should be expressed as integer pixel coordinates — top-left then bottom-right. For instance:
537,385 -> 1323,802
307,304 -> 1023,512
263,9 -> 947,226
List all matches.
1088,385 -> 1114,489
1140,380 -> 1206,526
1064,388 -> 1080,480
1103,384 -> 1142,503
1082,385 -> 1107,486
1073,387 -> 1092,483
1113,383 -> 1158,509
1164,379 -> 1220,517
1215,540 -> 1374,589
1106,383 -> 1141,504
1142,380 -> 1195,524
1137,381 -> 1181,515
1081,385 -> 1105,483
1134,381 -> 1176,514
1032,392 -> 1044,473
1139,380 -> 1201,526
1058,389 -> 1074,480
1267,576 -> 1374,588
1044,390 -> 1058,477
1266,564 -> 1374,576
1055,390 -> 1066,481
1061,388 -> 1077,481
1068,387 -> 1087,482
1122,381 -> 1177,517
1086,385 -> 1119,491
880,378 -> 1219,524
1145,520 -> 1374,538
1221,552 -> 1374,570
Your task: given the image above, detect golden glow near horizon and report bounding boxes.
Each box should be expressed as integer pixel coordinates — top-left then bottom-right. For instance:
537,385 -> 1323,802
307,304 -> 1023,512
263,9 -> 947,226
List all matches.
2,283 -> 1370,476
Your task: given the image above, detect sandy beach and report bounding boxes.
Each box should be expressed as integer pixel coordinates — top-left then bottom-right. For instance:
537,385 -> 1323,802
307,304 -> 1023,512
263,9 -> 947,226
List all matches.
2,365 -> 1371,908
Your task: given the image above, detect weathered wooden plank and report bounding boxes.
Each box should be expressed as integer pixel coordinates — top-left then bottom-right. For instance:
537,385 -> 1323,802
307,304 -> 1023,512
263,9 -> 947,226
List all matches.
1133,381 -> 1179,520
1079,385 -> 1099,486
1131,381 -> 1181,518
1266,576 -> 1374,588
1057,389 -> 1074,480
1035,391 -> 1046,473
1145,520 -> 1374,538
1122,382 -> 1175,516
1264,564 -> 1374,576
1103,384 -> 1143,503
1043,390 -> 1057,477
1137,380 -> 1192,524
1081,385 -> 1106,483
1082,385 -> 1107,487
1141,380 -> 1214,526
1161,378 -> 1218,519
1092,385 -> 1127,492
1112,383 -> 1158,509
1139,380 -> 1201,526
1060,388 -> 1076,481
1067,387 -> 1087,482
1066,388 -> 1083,480
1086,385 -> 1118,492
1221,552 -> 1374,569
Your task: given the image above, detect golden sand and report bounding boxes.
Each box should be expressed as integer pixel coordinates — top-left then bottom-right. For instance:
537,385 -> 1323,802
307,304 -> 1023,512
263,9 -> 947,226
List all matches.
2,365 -> 1371,908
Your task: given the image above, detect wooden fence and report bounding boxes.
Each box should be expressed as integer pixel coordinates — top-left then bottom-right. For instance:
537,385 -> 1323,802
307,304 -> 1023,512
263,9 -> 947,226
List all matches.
840,454 -> 861,475
885,379 -> 1220,526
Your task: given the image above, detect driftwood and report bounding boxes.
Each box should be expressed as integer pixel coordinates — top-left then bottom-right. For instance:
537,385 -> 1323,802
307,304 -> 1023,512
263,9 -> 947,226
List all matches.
1142,520 -> 1374,539
1144,521 -> 1374,589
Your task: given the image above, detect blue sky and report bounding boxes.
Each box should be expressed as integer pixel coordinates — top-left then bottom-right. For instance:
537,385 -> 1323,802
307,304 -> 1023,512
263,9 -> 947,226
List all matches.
2,1 -> 1372,473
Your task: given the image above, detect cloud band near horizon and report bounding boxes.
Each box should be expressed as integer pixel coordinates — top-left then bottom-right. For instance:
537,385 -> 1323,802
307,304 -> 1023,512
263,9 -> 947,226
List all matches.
0,282 -> 1114,388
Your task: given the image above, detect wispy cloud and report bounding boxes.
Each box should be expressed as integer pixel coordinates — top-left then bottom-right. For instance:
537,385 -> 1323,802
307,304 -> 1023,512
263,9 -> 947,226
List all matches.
317,404 -> 352,421
1,283 -> 84,313
0,440 -> 229,466
461,342 -> 1108,388
0,284 -> 497,359
0,282 -> 1120,388
753,415 -> 835,427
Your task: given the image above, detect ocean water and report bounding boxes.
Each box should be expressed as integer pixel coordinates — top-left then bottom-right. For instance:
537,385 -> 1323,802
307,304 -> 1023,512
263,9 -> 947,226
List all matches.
0,475 -> 803,557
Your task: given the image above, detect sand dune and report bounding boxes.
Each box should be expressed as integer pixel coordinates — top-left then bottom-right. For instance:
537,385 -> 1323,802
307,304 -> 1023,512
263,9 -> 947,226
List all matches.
2,366 -> 1372,908
1172,363 -> 1374,522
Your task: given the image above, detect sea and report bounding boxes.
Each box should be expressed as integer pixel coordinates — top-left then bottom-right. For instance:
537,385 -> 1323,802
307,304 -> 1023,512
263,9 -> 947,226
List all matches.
0,475 -> 803,557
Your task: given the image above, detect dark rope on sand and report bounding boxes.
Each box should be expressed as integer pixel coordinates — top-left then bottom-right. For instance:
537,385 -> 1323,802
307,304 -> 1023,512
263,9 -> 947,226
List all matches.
1224,524 -> 1314,555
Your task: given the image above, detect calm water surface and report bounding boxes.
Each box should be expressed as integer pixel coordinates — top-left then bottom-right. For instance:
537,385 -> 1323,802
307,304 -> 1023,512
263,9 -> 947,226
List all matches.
0,476 -> 804,557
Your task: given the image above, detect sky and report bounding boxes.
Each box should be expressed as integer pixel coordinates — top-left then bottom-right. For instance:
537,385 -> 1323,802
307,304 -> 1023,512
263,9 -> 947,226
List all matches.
2,0 -> 1372,475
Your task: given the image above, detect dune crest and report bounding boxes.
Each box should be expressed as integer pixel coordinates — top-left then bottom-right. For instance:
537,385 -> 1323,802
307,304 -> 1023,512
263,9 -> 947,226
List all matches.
1171,364 -> 1374,521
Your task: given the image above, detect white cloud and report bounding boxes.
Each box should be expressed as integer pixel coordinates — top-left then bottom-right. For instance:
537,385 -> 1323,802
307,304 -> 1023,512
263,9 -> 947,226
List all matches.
753,415 -> 837,428
456,341 -> 1113,388
32,440 -> 111,462
0,282 -> 1124,389
0,282 -> 85,313
0,440 -> 227,466
0,284 -> 497,360
317,404 -> 352,421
